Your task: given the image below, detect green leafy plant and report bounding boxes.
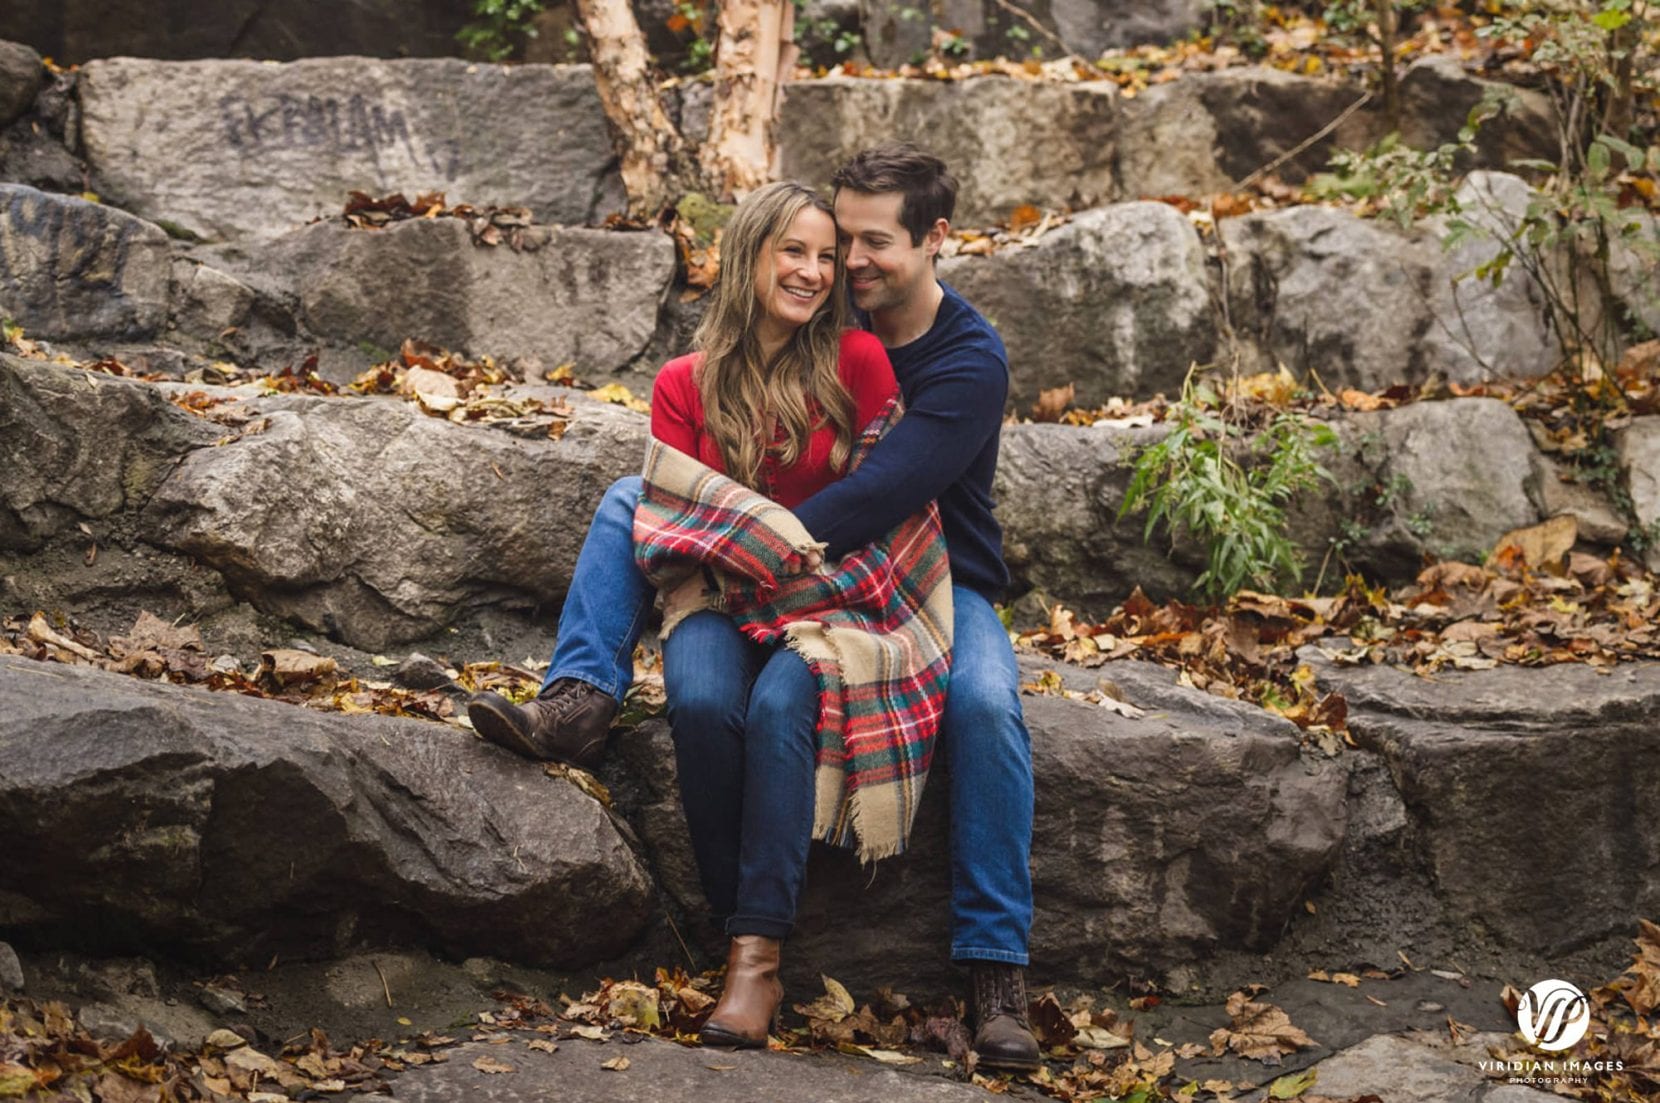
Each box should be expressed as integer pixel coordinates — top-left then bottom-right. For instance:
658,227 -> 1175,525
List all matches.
1119,372 -> 1337,600
457,0 -> 546,62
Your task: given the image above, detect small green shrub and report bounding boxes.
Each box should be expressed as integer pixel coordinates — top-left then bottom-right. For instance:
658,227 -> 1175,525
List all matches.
1119,372 -> 1337,600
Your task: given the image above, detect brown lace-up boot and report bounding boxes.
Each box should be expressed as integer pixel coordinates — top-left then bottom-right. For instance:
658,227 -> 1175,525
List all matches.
970,963 -> 1041,1070
700,936 -> 784,1049
466,678 -> 617,769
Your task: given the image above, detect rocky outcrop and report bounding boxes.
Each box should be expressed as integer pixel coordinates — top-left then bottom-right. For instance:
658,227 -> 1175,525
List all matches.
942,202 -> 1219,407
0,41 -> 42,128
617,656 -> 1351,995
1118,67 -> 1372,198
1617,416 -> 1660,571
78,58 -> 625,241
0,185 -> 172,340
7,1 -> 475,66
1291,397 -> 1544,577
235,218 -> 676,371
858,0 -> 1206,68
1397,55 -> 1560,170
0,357 -> 649,650
0,656 -> 655,965
1,357 -> 1595,642
994,421 -> 1207,610
998,398 -> 1549,614
1305,651 -> 1660,957
1221,198 -> 1556,389
778,76 -> 1119,225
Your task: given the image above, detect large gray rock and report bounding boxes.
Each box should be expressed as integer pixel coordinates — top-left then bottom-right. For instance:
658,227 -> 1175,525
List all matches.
1119,67 -> 1372,197
1617,416 -> 1660,571
1306,652 -> 1660,957
1290,397 -> 1543,579
0,40 -> 43,128
78,58 -> 625,241
1609,207 -> 1660,336
1049,0 -> 1208,54
1397,55 -> 1559,170
0,184 -> 172,340
778,76 -> 1118,225
942,202 -> 1219,407
0,656 -> 655,965
621,657 -> 1350,995
244,218 -> 675,372
994,421 -> 1206,611
0,358 -> 648,650
996,398 -> 1541,611
859,0 -> 1206,68
1222,204 -> 1555,390
6,0 -> 474,66
142,390 -> 648,650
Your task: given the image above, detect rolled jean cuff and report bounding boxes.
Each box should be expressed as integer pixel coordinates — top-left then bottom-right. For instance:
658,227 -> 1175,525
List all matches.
951,946 -> 1029,966
726,914 -> 793,940
543,669 -> 627,704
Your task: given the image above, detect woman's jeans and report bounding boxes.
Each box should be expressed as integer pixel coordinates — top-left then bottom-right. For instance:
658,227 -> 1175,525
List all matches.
663,611 -> 819,938
545,475 -> 1034,962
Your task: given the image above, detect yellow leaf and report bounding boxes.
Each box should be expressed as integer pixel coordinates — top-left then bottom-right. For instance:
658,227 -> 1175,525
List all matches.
589,383 -> 651,414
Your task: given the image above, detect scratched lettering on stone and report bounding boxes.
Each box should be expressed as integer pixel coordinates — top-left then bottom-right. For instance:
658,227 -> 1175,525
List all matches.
217,93 -> 463,181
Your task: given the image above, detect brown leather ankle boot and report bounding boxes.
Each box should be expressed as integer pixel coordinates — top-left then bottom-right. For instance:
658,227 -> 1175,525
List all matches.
970,963 -> 1041,1070
467,678 -> 616,768
700,935 -> 783,1049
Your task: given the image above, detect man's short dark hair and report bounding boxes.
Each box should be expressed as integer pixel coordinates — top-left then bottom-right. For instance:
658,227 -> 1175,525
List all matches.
831,143 -> 958,245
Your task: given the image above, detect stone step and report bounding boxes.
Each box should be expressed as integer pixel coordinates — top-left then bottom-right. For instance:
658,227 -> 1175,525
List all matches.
27,53 -> 1554,236
9,174 -> 1653,412
0,655 -> 654,966
1,643 -> 1649,1008
4,355 -> 1652,647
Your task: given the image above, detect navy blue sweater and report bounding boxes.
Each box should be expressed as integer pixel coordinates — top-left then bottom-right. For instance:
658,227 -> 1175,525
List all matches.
793,282 -> 1011,599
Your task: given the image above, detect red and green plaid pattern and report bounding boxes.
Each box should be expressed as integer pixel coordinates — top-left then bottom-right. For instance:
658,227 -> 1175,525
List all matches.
633,398 -> 953,861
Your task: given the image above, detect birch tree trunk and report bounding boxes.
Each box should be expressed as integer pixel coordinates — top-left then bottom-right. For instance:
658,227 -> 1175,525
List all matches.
571,0 -> 689,218
703,0 -> 797,199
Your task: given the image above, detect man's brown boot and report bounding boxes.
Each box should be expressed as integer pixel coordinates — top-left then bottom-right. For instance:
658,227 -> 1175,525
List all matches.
700,935 -> 783,1049
466,678 -> 617,769
970,963 -> 1041,1070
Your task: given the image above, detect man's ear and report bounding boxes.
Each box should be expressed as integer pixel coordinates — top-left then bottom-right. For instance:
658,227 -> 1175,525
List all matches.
923,218 -> 949,259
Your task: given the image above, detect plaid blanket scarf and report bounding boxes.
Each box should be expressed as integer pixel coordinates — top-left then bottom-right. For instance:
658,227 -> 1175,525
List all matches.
632,398 -> 952,861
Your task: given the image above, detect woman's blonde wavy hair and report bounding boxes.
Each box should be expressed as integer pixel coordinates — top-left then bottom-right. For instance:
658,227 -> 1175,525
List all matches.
693,181 -> 855,492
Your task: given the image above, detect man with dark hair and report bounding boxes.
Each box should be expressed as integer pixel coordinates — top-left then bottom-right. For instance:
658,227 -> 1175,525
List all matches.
808,143 -> 1040,1070
467,142 -> 1040,1070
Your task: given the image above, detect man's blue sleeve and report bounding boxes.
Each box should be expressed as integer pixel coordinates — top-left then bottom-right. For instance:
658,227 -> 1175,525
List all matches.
792,352 -> 1006,557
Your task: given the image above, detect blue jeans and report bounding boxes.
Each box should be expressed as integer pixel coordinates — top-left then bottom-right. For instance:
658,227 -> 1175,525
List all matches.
548,475 -> 1035,962
662,612 -> 819,938
543,476 -> 655,700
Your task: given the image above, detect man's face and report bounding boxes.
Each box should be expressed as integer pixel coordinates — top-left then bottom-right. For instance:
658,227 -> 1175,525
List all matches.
833,190 -> 942,314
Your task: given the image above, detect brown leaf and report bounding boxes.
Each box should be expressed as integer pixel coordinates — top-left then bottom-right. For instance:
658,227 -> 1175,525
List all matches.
1031,383 -> 1075,423
471,1055 -> 515,1074
259,649 -> 338,687
1488,515 -> 1577,570
1209,991 -> 1316,1061
600,1056 -> 630,1071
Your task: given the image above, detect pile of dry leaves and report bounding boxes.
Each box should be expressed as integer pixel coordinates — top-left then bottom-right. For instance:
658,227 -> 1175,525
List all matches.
0,1005 -> 393,1100
1017,535 -> 1660,748
336,190 -> 545,252
0,609 -> 537,728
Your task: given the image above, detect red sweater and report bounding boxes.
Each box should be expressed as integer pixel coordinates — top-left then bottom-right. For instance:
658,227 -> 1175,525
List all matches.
650,330 -> 899,508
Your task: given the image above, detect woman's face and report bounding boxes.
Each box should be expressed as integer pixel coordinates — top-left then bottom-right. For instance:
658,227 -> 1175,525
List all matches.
753,205 -> 838,337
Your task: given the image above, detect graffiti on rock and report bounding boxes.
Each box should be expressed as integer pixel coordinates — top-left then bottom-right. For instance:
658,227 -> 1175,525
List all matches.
217,93 -> 462,181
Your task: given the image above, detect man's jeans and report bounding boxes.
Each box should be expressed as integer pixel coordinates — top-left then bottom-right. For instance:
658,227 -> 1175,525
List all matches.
662,611 -> 819,938
546,475 -> 1035,963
